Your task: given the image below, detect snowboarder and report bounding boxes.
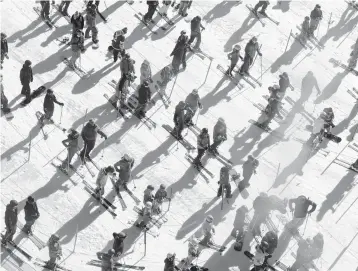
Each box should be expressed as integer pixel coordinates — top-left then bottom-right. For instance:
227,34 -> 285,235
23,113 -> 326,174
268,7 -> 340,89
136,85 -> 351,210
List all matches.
60,128 -> 80,170
209,117 -> 227,155
171,31 -> 190,74
153,184 -> 170,214
289,233 -> 324,271
188,16 -> 205,50
351,159 -> 358,171
249,193 -> 272,236
252,0 -> 270,16
1,74 -> 10,114
95,166 -> 115,201
173,101 -> 186,139
70,29 -> 85,69
143,0 -> 159,23
80,119 -> 108,161
143,185 -> 155,204
178,0 -> 192,16
20,60 -> 33,103
193,215 -> 215,246
309,4 -> 323,37
117,53 -> 136,107
164,253 -> 176,271
110,27 -> 127,63
279,72 -> 291,94
299,16 -> 310,43
136,80 -> 152,118
309,107 -> 335,144
1,200 -> 18,245
113,154 -> 135,189
46,234 -> 62,270
157,65 -> 174,89
287,195 -> 316,233
40,0 -> 51,21
259,91 -> 282,128
140,60 -> 152,85
159,1 -> 172,17
112,232 -> 127,257
1,33 -> 8,68
71,11 -> 85,34
58,0 -> 71,16
136,201 -> 153,229
232,205 -> 249,251
226,44 -> 243,76
239,37 -> 262,75
23,196 -> 40,235
184,89 -> 202,126
217,165 -> 235,198
239,155 -> 259,191
38,89 -> 64,125
85,3 -> 99,46
100,249 -> 115,271
193,128 -> 210,167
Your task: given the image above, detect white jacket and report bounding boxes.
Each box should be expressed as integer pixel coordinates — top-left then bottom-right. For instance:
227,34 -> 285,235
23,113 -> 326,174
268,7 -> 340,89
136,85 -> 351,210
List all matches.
96,168 -> 109,188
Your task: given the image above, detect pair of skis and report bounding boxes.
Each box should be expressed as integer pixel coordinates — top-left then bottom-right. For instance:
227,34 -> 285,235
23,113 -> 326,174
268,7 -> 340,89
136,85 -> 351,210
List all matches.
329,58 -> 358,76
156,9 -> 175,25
347,87 -> 358,100
132,206 -> 168,228
246,4 -> 280,26
296,26 -> 324,49
88,258 -> 145,270
33,6 -> 57,28
334,157 -> 358,173
154,84 -> 171,108
199,241 -> 226,253
63,57 -> 91,79
162,124 -> 196,151
185,153 -> 215,182
110,177 -> 128,210
207,149 -> 233,167
216,64 -> 246,88
16,221 -> 46,249
34,258 -> 72,271
290,32 -> 313,50
1,235 -> 32,261
52,157 -> 85,182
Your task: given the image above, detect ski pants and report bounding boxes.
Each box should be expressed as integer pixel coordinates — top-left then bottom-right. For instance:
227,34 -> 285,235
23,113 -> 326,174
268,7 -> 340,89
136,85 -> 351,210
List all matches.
188,31 -> 201,49
210,138 -> 224,152
95,185 -> 105,197
253,1 -> 269,12
110,82 -> 128,106
227,61 -> 238,74
47,256 -> 58,269
193,148 -> 206,164
71,50 -> 81,67
178,1 -> 189,15
80,139 -> 96,158
144,5 -> 157,21
217,183 -> 232,198
2,226 -> 16,242
85,26 -> 98,43
59,1 -> 71,13
61,148 -> 77,168
136,102 -> 148,116
181,50 -> 188,69
40,2 -> 50,18
239,54 -> 253,74
173,122 -> 184,138
286,217 -> 305,231
113,48 -> 124,63
24,217 -> 37,232
21,82 -> 31,99
309,18 -> 320,35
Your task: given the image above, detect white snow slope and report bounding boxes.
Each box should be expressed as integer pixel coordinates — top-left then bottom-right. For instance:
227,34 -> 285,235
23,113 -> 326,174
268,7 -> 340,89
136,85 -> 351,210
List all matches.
1,0 -> 358,270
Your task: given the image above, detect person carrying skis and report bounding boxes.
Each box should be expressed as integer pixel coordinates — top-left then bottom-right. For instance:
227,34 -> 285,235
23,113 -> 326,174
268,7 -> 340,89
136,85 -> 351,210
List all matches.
158,65 -> 174,89
40,0 -> 51,21
100,249 -> 115,271
239,155 -> 259,191
259,91 -> 282,129
111,27 -> 127,63
136,201 -> 153,229
310,107 -> 335,144
113,154 -> 135,189
287,195 -> 316,233
136,80 -> 152,118
20,60 -> 33,103
217,165 -> 234,199
209,117 -> 227,155
60,128 -> 79,170
178,0 -> 192,17
46,234 -> 62,270
164,253 -> 176,271
23,196 -> 40,235
143,185 -> 155,204
95,166 -> 115,202
153,184 -> 170,214
1,33 -> 8,68
58,1 -> 71,16
188,16 -> 205,50
239,37 -> 262,75
38,89 -> 64,125
85,3 -> 99,46
1,74 -> 10,114
194,215 -> 215,246
309,4 -> 323,37
184,89 -> 202,126
70,29 -> 85,69
252,0 -> 270,16
112,232 -> 127,257
143,0 -> 159,24
171,31 -> 190,74
226,44 -> 243,76
193,128 -> 210,167
80,119 -> 107,161
299,16 -> 310,43
140,59 -> 152,84
1,200 -> 18,245
173,101 -> 186,140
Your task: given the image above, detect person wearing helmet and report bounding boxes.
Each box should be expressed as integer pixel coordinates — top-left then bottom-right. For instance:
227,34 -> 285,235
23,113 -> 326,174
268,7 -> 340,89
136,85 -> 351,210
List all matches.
178,0 -> 192,17
110,27 -> 127,62
112,232 -> 127,257
95,166 -> 115,202
232,205 -> 249,251
164,252 -> 176,271
261,231 -> 278,255
85,3 -> 99,46
279,72 -> 292,93
58,0 -> 71,16
309,5 -> 323,37
239,155 -> 259,191
188,16 -> 205,50
143,0 -> 159,24
60,129 -> 80,170
158,64 -> 174,89
257,90 -> 282,129
1,200 -> 18,245
46,234 -> 62,270
117,53 -> 136,107
209,117 -> 227,155
184,89 -> 202,126
1,33 -> 8,68
38,89 -> 64,126
173,101 -> 186,140
23,196 -> 40,235
143,185 -> 155,204
193,128 -> 210,167
113,154 -> 135,190
239,37 -> 262,75
19,60 -> 33,102
171,31 -> 190,74
99,248 -> 115,271
252,0 -> 270,16
226,44 -> 243,76
136,201 -> 153,229
80,119 -> 107,162
287,196 -> 316,233
153,184 -> 170,214
136,80 -> 152,119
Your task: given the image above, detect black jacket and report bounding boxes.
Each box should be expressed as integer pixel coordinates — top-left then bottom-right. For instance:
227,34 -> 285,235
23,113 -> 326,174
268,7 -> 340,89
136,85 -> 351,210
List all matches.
112,237 -> 124,254
20,63 -> 33,85
138,85 -> 151,104
24,201 -> 40,221
43,93 -> 62,112
5,204 -> 18,229
1,38 -> 8,55
71,14 -> 84,30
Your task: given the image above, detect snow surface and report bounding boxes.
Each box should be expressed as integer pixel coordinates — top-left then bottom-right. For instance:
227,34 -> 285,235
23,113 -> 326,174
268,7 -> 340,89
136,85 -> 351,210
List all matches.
1,0 -> 358,270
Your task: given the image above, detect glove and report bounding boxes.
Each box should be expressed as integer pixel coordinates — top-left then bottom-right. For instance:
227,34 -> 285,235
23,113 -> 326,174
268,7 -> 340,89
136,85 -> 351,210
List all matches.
60,103 -> 64,106
104,135 -> 108,140
258,52 -> 262,57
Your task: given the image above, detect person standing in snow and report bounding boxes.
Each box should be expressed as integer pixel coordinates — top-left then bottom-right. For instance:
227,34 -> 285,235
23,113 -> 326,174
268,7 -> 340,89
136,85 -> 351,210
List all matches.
1,74 -> 10,114
299,16 -> 310,43
193,128 -> 210,167
226,44 -> 243,76
178,0 -> 192,17
136,80 -> 152,118
252,0 -> 270,16
95,166 -> 115,202
136,201 -> 153,229
194,215 -> 215,245
238,155 -> 259,191
1,33 -> 8,69
164,253 -> 176,271
184,89 -> 202,126
112,232 -> 127,257
40,0 -> 51,21
157,65 -> 173,89
87,0 -> 107,22
249,193 -> 272,236
117,53 -> 136,108
80,119 -> 107,162
60,128 -> 80,170
209,118 -> 227,155
111,27 -> 127,63
20,60 -> 33,103
71,11 -> 85,34
239,37 -> 262,75
259,91 -> 282,129
58,0 -> 71,16
188,16 -> 205,50
23,196 -> 40,235
171,31 -> 190,74
250,241 -> 270,270
38,89 -> 64,125
287,195 -> 316,233
1,200 -> 18,245
70,29 -> 85,69
85,3 -> 99,46
173,101 -> 186,140
153,184 -> 170,214
143,185 -> 155,204
217,165 -> 235,199
113,154 -> 135,190
143,1 -> 159,24
279,72 -> 291,93
46,234 -> 62,270
140,60 -> 152,85
309,4 -> 322,37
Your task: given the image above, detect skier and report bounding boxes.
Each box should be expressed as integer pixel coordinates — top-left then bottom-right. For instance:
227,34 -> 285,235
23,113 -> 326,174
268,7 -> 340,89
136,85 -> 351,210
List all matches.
159,1 -> 172,17
113,154 -> 135,189
85,3 -> 99,46
193,215 -> 215,246
310,107 -> 335,144
157,65 -> 174,89
1,74 -> 10,114
117,53 -> 136,108
217,165 -> 234,198
40,0 -> 51,21
143,185 -> 155,204
232,205 -> 249,251
261,231 -> 278,256
1,33 -> 8,68
140,60 -> 152,84
177,239 -> 201,270
193,128 -> 210,167
20,60 -> 33,103
164,253 -> 176,271
70,29 -> 85,69
87,0 -> 107,23
239,37 -> 262,75
238,155 -> 259,191
153,184 -> 170,214
143,0 -> 159,24
289,233 -> 324,271
250,241 -> 270,270
188,16 -> 205,50
351,159 -> 358,171
136,201 -> 153,229
178,0 -> 192,17
60,128 -> 80,170
258,91 -> 282,129
1,200 -> 18,245
171,31 -> 190,74
249,193 -> 272,236
110,27 -> 127,63
348,38 -> 358,69
278,72 -> 291,94
252,0 -> 270,16
95,166 -> 115,202
173,101 -> 186,139
23,196 -> 40,234
209,117 -> 227,155
39,89 -> 64,125
136,80 -> 152,118
309,4 -> 323,37
112,232 -> 127,257
226,44 -> 243,76
46,234 -> 62,270
184,89 -> 202,126
299,16 -> 310,43
58,0 -> 71,16
71,11 -> 85,34
287,195 -> 316,233
80,119 -> 108,161
100,249 -> 115,271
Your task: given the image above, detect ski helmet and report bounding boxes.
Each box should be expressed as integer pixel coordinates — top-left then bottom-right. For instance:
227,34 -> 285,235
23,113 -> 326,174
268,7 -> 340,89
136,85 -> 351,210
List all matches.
218,117 -> 225,123
118,231 -> 127,238
143,59 -> 149,66
160,184 -> 166,189
315,4 -> 321,8
51,234 -> 60,240
143,80 -> 149,87
206,215 -> 213,223
282,72 -> 288,78
27,196 -> 35,202
260,240 -> 269,250
147,185 -> 154,190
167,253 -> 173,258
202,128 -> 208,134
123,154 -> 131,161
298,195 -> 307,203
180,30 -> 186,35
146,201 -> 153,207
25,60 -> 32,66
196,16 -> 202,21
251,36 -> 258,42
47,89 -> 54,93
305,16 -> 309,20
124,53 -> 131,59
192,89 -> 198,95
122,27 -> 128,34
9,200 -> 18,206
1,33 -> 6,39
106,166 -> 115,173
233,44 -> 241,51
88,118 -> 95,125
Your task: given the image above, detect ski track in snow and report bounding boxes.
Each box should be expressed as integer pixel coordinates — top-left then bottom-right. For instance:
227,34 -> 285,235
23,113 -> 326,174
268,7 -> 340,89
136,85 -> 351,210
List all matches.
1,0 -> 358,270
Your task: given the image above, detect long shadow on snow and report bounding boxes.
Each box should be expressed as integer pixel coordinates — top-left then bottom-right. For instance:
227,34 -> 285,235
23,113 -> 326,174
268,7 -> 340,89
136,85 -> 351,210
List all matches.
40,23 -> 72,47
151,14 -> 184,42
99,0 -> 126,20
203,1 -> 242,23
31,45 -> 70,75
15,20 -> 54,48
316,170 -> 357,222
6,18 -> 42,44
270,228 -> 295,263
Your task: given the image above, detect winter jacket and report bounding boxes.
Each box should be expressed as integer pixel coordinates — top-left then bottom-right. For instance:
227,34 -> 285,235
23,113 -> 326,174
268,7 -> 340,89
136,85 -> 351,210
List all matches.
81,122 -> 101,142
302,19 -> 310,33
171,34 -> 188,56
48,237 -> 62,259
71,32 -> 85,53
143,188 -> 154,203
289,197 -> 316,218
120,58 -> 135,75
213,121 -> 227,141
138,84 -> 151,104
174,103 -> 185,126
266,97 -> 280,116
160,65 -> 173,81
197,132 -> 210,150
194,219 -> 214,239
219,166 -> 230,185
96,168 -> 110,188
64,133 -> 79,150
113,237 -> 124,255
154,189 -> 167,203
20,63 -> 33,85
143,205 -> 152,217
5,203 -> 18,229
147,0 -> 159,7
253,244 -> 269,266
1,38 -> 8,55
228,50 -> 240,64
86,7 -> 97,27
101,253 -> 114,269
261,231 -> 278,255
24,201 -> 40,221
140,62 -> 152,83
112,30 -> 125,50
190,17 -> 202,33
71,14 -> 84,31
185,93 -> 201,112
164,256 -> 175,271
244,40 -> 261,59
43,93 -> 62,112
279,77 -> 290,92
243,159 -> 258,175
310,8 -> 322,20
114,158 -> 134,183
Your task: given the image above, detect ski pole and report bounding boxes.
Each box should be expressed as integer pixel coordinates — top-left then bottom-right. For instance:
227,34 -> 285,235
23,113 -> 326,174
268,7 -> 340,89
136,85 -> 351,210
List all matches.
303,214 -> 310,235
28,134 -> 32,162
221,185 -> 224,210
284,29 -> 292,52
59,105 -> 63,124
195,108 -> 200,126
259,54 -> 263,82
316,20 -> 321,39
327,12 -> 332,33
101,139 -> 106,158
82,109 -> 88,130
